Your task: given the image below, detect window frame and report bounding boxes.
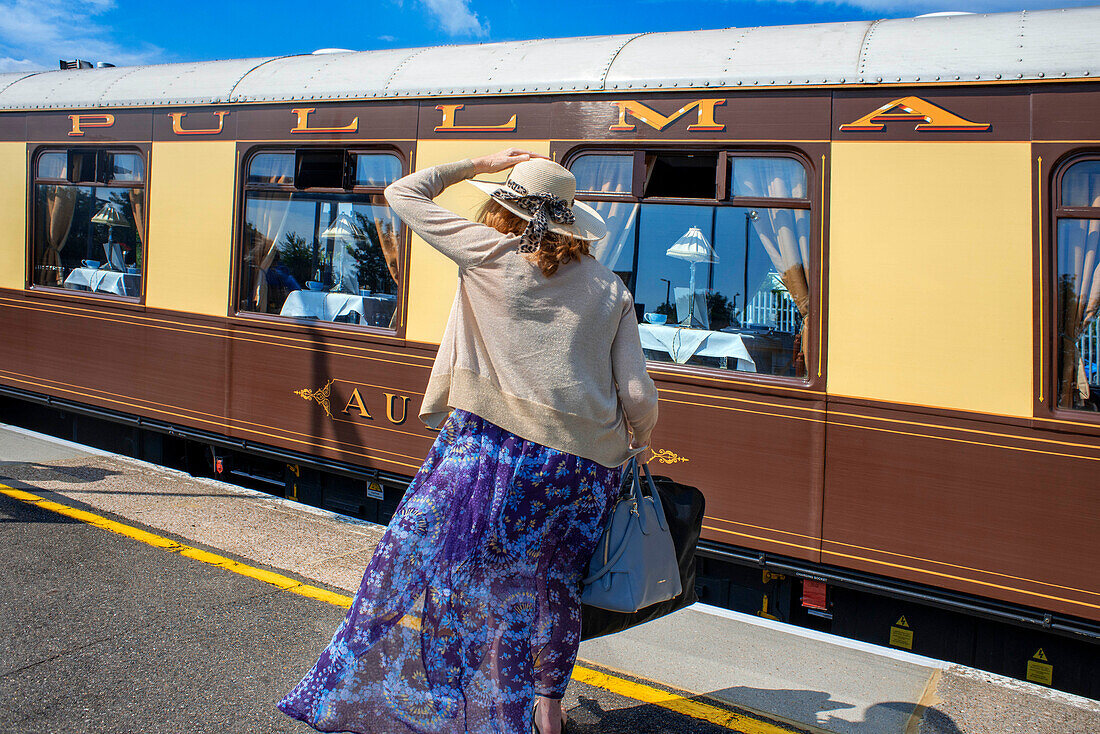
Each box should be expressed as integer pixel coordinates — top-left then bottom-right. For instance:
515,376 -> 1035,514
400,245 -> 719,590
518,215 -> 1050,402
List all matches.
231,144 -> 409,338
562,144 -> 820,387
26,144 -> 150,304
1050,152 -> 1100,416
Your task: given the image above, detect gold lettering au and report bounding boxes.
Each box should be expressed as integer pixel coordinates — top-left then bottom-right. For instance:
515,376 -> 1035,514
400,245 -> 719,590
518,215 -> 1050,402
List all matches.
434,104 -> 517,132
68,113 -> 115,137
839,96 -> 991,132
609,99 -> 725,132
342,388 -> 372,419
169,110 -> 229,135
291,107 -> 359,134
384,393 -> 410,425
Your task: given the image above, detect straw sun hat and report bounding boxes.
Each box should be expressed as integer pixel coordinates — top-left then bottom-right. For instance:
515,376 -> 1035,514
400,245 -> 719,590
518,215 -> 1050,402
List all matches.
467,158 -> 607,250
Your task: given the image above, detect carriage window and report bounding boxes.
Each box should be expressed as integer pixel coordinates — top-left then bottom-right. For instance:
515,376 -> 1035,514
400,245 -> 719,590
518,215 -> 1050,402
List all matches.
571,154 -> 632,194
30,147 -> 146,299
237,148 -> 403,330
643,152 -> 718,199
355,154 -> 402,187
571,151 -> 812,379
1054,159 -> 1100,411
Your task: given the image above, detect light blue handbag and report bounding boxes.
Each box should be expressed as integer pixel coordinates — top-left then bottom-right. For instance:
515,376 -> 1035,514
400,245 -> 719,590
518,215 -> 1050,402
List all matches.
581,459 -> 683,613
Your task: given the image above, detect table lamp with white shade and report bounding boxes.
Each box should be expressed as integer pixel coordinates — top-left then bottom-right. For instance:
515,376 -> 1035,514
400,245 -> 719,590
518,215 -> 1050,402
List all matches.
666,226 -> 718,327
90,202 -> 130,271
320,212 -> 366,293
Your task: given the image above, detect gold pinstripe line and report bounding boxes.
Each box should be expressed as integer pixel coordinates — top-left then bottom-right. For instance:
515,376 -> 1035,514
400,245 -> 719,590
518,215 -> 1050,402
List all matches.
0,368 -> 435,449
826,419 -> 1100,462
0,373 -> 422,470
819,538 -> 1100,600
817,154 -> 825,378
822,547 -> 1100,612
703,524 -> 820,554
1038,155 -> 1045,404
704,515 -> 1100,598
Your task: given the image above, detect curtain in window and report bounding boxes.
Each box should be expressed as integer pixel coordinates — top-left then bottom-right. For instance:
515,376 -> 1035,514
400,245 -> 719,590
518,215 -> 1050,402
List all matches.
584,158 -> 636,271
128,188 -> 145,269
249,196 -> 293,311
40,185 -> 77,285
1058,167 -> 1100,407
369,194 -> 401,287
732,160 -> 812,372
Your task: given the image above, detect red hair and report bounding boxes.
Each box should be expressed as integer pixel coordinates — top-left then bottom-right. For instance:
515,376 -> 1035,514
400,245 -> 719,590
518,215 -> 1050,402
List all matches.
476,199 -> 591,277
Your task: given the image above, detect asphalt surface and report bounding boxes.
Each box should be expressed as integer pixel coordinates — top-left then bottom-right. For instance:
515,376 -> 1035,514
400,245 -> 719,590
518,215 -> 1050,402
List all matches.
0,488 -> 345,734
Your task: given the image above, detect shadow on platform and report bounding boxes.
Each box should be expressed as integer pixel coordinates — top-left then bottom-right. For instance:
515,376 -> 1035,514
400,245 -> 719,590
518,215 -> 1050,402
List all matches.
568,685 -> 963,734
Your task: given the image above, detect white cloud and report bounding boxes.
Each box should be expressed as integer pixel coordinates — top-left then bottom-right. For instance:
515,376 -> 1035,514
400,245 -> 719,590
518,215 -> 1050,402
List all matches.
0,0 -> 163,73
421,0 -> 487,37
378,34 -> 398,42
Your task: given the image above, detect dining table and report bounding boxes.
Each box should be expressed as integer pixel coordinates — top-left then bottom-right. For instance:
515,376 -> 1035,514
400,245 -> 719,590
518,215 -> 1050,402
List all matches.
62,267 -> 141,297
637,323 -> 756,372
280,290 -> 396,327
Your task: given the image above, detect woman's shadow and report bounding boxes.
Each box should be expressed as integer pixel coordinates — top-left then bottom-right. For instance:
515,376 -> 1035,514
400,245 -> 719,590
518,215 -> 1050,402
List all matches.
563,687 -> 964,734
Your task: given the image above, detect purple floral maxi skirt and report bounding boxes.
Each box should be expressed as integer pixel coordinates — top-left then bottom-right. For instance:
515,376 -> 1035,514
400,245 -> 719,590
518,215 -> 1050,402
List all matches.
277,409 -> 622,733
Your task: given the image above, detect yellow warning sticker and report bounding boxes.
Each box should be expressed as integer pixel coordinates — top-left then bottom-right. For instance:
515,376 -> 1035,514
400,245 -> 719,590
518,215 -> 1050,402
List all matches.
1026,659 -> 1053,686
895,615 -> 910,628
1033,648 -> 1048,662
366,481 -> 384,500
889,626 -> 914,650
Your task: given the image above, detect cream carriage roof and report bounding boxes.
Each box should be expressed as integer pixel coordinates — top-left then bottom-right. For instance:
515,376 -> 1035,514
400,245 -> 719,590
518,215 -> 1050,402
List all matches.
0,7 -> 1097,110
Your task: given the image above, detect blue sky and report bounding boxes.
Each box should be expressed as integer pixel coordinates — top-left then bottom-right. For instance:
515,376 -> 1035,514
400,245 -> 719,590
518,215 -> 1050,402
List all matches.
0,0 -> 1095,73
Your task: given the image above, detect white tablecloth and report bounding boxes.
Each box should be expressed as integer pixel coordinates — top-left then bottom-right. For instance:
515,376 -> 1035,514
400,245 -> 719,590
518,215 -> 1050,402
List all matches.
63,267 -> 140,296
638,323 -> 756,372
280,290 -> 396,326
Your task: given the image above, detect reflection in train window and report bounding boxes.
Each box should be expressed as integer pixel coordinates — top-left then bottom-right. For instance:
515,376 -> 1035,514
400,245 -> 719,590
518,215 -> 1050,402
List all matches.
571,154 -> 632,194
30,147 -> 146,299
571,151 -> 812,378
237,148 -> 403,330
1054,158 -> 1100,411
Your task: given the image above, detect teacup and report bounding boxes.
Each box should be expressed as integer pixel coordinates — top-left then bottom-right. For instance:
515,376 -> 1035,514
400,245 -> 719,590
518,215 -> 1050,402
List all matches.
644,312 -> 667,325
305,281 -> 324,291
82,259 -> 101,269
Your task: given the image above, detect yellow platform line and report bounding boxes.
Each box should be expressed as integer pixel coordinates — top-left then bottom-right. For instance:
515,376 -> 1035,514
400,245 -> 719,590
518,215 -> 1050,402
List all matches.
1,483 -> 803,734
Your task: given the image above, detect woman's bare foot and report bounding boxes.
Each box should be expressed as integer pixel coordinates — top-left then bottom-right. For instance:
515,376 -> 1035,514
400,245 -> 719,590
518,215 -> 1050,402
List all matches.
534,695 -> 567,734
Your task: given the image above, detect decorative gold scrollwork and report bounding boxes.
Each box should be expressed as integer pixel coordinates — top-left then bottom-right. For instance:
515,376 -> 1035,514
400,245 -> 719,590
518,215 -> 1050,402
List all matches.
650,448 -> 689,464
293,379 -> 335,419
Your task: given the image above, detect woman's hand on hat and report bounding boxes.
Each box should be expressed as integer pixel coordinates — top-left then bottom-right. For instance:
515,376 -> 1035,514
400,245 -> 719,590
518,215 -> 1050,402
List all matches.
471,148 -> 550,175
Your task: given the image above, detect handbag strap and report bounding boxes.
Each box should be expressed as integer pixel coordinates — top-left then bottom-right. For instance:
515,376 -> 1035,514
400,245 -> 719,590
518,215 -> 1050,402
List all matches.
639,460 -> 669,533
580,459 -> 668,586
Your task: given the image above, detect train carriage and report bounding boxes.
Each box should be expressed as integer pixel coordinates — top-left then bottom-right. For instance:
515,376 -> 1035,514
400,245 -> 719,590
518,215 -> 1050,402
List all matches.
0,7 -> 1098,695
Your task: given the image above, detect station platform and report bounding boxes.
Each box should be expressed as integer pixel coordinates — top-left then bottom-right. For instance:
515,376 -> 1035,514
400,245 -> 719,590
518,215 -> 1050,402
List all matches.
2,422 -> 1098,734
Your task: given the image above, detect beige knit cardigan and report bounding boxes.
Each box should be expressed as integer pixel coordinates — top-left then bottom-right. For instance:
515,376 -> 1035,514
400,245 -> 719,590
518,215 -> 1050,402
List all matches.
383,160 -> 659,468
